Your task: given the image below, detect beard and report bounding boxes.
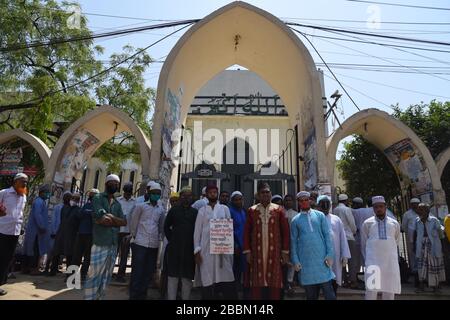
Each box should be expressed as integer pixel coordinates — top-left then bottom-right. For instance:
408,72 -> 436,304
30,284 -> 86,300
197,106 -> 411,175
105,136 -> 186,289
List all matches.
208,196 -> 218,203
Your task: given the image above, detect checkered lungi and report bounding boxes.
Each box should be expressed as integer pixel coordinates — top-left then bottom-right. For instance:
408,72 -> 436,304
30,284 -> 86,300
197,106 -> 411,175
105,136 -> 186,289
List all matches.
417,237 -> 446,287
84,245 -> 117,300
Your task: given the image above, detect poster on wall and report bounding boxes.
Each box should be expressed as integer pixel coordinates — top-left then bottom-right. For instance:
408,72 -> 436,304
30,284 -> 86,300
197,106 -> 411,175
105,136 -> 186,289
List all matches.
303,128 -> 318,190
162,89 -> 182,160
384,138 -> 433,197
58,129 -> 100,184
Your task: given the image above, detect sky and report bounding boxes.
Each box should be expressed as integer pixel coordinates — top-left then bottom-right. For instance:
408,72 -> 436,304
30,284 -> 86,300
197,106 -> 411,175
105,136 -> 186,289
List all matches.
63,0 -> 450,155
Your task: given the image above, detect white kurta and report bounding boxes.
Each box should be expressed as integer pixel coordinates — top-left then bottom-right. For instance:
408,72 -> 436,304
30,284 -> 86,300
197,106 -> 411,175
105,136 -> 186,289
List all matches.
361,216 -> 401,294
193,203 -> 235,287
326,214 -> 351,285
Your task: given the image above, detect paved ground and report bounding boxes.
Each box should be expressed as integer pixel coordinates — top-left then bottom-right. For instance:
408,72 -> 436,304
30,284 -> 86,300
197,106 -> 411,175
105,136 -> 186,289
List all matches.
2,271 -> 450,300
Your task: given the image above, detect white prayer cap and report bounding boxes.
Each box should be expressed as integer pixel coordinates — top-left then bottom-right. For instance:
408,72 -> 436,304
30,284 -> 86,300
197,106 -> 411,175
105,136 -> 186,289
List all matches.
410,198 -> 420,204
317,195 -> 331,203
149,182 -> 162,191
372,196 -> 386,205
88,188 -> 100,194
147,180 -> 156,187
202,186 -> 207,195
231,191 -> 243,199
272,194 -> 282,201
338,194 -> 348,201
14,173 -> 28,181
63,191 -> 72,197
105,174 -> 120,183
352,197 -> 363,204
296,191 -> 310,199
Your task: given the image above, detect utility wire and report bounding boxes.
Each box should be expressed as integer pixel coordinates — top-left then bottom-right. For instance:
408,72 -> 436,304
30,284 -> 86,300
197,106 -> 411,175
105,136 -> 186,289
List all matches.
0,20 -> 199,53
346,0 -> 450,11
290,27 -> 361,111
0,23 -> 193,110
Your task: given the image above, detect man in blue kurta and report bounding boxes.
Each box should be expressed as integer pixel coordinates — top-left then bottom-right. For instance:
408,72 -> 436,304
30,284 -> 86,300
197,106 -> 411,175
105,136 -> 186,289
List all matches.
291,191 -> 336,300
23,184 -> 51,275
229,191 -> 247,288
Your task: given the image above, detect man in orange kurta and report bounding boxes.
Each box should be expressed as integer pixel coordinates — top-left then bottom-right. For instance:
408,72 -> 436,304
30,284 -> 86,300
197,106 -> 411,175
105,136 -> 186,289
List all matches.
243,182 -> 290,300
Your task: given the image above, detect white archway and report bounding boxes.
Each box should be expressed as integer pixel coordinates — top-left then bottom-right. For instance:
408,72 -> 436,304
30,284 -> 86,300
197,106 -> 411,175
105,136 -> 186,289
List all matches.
151,1 -> 327,199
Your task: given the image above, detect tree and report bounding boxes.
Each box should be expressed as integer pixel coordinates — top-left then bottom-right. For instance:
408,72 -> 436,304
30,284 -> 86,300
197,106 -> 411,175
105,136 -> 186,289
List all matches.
336,135 -> 401,203
0,1 -> 155,175
0,0 -> 103,142
93,45 -> 154,173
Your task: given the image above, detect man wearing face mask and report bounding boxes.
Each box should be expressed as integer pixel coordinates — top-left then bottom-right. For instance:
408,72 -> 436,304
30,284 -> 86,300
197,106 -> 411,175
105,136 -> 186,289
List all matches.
23,184 -> 51,275
291,191 -> 336,300
116,183 -> 136,283
361,196 -> 401,300
128,181 -> 164,299
164,186 -> 198,300
84,174 -> 127,300
63,193 -> 82,272
72,189 -> 99,281
0,173 -> 28,295
48,191 -> 72,276
317,195 -> 350,296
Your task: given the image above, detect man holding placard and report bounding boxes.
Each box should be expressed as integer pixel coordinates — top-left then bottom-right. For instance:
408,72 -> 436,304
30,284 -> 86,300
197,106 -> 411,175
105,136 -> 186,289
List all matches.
193,184 -> 237,299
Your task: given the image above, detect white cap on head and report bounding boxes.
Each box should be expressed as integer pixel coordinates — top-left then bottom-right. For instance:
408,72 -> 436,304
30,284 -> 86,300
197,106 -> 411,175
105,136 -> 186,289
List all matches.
105,174 -> 120,183
271,194 -> 282,201
352,197 -> 363,204
410,198 -> 420,204
147,180 -> 156,187
149,182 -> 162,191
89,188 -> 100,194
296,191 -> 310,199
231,191 -> 243,199
338,194 -> 348,201
372,195 -> 386,205
202,186 -> 207,195
14,173 -> 28,181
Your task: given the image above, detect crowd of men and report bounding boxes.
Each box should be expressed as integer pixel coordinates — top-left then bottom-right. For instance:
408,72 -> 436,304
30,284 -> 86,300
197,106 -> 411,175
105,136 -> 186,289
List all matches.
0,172 -> 449,300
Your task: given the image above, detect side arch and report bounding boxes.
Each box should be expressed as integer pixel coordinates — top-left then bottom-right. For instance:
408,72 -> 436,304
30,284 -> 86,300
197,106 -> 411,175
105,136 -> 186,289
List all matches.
45,105 -> 151,190
436,146 -> 450,178
326,108 -> 445,206
0,128 -> 51,172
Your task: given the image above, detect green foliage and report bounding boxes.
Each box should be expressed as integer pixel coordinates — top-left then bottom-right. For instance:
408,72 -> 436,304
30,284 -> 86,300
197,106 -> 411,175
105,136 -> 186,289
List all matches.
0,1 -> 155,172
336,135 -> 401,202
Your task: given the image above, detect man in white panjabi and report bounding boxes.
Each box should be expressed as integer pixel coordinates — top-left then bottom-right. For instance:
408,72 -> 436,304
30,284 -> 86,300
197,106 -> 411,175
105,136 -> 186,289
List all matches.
401,198 -> 421,273
333,194 -> 358,288
361,196 -> 401,300
193,184 -> 237,299
317,195 -> 351,296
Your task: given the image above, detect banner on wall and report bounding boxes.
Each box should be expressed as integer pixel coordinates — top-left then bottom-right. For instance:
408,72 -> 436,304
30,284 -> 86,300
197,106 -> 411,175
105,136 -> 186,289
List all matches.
384,138 -> 433,200
303,128 -> 318,190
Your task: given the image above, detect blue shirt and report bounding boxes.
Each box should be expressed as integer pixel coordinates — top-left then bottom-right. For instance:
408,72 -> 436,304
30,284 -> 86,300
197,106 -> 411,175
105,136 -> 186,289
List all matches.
290,209 -> 335,286
77,201 -> 94,234
229,205 -> 246,250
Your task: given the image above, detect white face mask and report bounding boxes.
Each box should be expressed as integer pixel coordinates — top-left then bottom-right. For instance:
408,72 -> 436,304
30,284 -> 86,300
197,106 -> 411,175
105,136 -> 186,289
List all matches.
70,200 -> 78,207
